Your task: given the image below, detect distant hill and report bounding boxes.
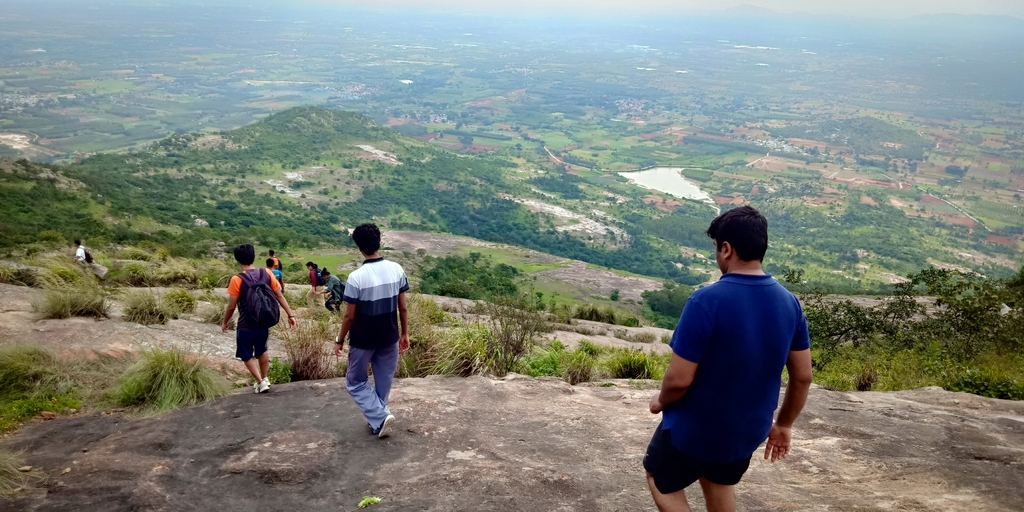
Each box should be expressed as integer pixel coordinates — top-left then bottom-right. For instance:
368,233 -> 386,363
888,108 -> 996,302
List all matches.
1,108 -> 705,284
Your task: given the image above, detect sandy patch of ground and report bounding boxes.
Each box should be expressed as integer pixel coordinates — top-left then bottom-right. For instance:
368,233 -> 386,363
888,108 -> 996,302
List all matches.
860,195 -> 879,206
535,260 -> 661,302
510,198 -> 629,242
355,145 -> 401,165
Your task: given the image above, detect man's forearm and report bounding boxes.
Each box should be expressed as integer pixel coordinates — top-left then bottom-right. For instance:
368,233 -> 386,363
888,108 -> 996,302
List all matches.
222,305 -> 236,326
658,383 -> 689,408
775,378 -> 810,427
399,308 -> 408,336
337,316 -> 354,343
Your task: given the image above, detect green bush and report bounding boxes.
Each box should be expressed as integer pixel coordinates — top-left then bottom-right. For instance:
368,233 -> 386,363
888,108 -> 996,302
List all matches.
34,257 -> 88,288
603,349 -> 665,380
118,247 -> 156,262
163,288 -> 197,315
32,284 -> 108,319
268,357 -> 292,384
121,289 -> 172,325
519,341 -> 596,385
150,259 -> 200,287
116,347 -> 230,412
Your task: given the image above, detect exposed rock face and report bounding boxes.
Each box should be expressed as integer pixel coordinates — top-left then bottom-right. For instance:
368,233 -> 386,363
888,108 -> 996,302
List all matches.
5,377 -> 1023,511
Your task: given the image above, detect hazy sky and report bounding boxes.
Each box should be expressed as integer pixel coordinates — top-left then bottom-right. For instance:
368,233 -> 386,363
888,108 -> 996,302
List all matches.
309,0 -> 1024,19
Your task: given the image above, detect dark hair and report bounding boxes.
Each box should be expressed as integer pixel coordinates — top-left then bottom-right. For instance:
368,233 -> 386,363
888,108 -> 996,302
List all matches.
266,258 -> 275,267
233,244 -> 256,265
268,250 -> 275,256
73,239 -> 81,246
706,206 -> 768,261
352,223 -> 381,255
306,261 -> 317,269
320,268 -> 331,276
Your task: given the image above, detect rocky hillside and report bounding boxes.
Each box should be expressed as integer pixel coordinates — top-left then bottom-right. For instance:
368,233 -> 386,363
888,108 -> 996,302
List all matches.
5,375 -> 1023,511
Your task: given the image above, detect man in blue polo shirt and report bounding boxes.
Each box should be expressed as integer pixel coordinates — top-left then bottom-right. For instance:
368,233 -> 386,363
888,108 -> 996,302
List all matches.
334,223 -> 409,439
644,206 -> 813,512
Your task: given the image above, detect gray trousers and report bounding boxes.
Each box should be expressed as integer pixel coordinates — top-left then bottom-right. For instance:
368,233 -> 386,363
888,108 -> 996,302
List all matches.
345,342 -> 399,430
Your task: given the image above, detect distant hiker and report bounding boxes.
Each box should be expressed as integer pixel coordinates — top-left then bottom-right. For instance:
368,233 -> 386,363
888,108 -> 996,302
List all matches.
306,261 -> 325,308
267,258 -> 285,292
317,268 -> 345,313
72,239 -> 108,280
73,239 -> 89,266
223,244 -> 297,394
644,206 -> 812,512
334,223 -> 409,439
269,249 -> 282,271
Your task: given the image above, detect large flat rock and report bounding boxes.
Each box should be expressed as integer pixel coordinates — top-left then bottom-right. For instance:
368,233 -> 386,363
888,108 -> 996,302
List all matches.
5,377 -> 1024,511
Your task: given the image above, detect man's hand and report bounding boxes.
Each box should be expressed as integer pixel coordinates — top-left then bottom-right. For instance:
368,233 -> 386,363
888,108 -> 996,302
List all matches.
399,334 -> 410,354
649,391 -> 663,414
220,321 -> 229,333
287,315 -> 297,328
334,341 -> 344,357
764,424 -> 792,462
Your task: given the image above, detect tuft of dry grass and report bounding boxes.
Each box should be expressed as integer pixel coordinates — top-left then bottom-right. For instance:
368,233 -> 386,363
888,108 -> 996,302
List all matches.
121,289 -> 172,325
32,283 -> 108,319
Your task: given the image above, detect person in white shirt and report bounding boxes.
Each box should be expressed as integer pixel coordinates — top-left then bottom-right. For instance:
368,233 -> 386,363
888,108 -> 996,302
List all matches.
73,239 -> 87,264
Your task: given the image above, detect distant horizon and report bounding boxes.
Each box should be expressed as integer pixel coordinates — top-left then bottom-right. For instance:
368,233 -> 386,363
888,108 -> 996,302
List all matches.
4,0 -> 1024,21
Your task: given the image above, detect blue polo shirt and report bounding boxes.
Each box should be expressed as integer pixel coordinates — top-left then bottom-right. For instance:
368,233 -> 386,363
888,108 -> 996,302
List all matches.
662,273 -> 810,463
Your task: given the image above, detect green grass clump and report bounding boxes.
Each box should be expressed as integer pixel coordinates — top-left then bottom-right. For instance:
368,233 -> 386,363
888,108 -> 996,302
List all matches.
425,324 -> 490,377
268,357 -> 292,384
0,264 -> 15,284
0,345 -> 80,432
121,289 -> 173,325
163,288 -> 197,315
118,247 -> 156,262
602,349 -> 666,380
109,261 -> 151,286
0,448 -> 44,497
150,259 -> 200,287
519,340 -> 596,385
116,347 -> 230,412
32,284 -> 108,319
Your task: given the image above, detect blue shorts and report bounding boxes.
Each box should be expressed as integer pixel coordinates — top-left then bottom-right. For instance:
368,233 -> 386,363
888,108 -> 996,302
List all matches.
236,328 -> 269,362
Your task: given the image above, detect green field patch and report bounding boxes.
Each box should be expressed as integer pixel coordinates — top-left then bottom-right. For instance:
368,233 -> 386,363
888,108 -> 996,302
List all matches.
73,80 -> 136,94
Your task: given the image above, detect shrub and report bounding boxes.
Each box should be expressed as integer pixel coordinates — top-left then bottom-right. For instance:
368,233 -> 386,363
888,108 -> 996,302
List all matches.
0,448 -> 43,497
195,259 -> 235,289
485,296 -> 549,376
268,357 -> 292,384
603,349 -> 664,380
661,334 -> 672,344
425,324 -> 489,376
121,289 -> 172,325
163,288 -> 197,315
278,316 -> 337,381
32,284 -> 108,319
573,304 -> 617,324
116,347 -> 230,412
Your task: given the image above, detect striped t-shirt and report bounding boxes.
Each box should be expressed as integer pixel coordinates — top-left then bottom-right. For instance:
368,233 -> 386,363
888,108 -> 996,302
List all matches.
343,258 -> 409,349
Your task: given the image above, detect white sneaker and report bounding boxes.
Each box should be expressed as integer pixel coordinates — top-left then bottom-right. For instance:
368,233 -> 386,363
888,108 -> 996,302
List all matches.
258,377 -> 271,393
252,382 -> 261,394
377,414 -> 395,439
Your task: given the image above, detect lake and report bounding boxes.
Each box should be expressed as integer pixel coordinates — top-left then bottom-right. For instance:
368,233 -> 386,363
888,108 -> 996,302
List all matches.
617,167 -> 717,210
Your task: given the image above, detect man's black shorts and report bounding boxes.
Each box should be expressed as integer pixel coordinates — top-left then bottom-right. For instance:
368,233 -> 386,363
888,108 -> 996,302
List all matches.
643,422 -> 752,494
236,328 -> 269,362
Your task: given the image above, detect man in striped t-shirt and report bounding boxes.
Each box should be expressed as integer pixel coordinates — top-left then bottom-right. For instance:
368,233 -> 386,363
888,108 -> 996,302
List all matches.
334,223 -> 409,438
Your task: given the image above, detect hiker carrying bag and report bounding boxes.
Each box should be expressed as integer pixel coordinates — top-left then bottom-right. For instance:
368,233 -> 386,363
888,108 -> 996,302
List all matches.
238,268 -> 280,330
84,249 -> 94,264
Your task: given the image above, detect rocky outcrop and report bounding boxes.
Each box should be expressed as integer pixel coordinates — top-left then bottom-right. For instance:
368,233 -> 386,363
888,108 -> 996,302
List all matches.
5,377 -> 1023,511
